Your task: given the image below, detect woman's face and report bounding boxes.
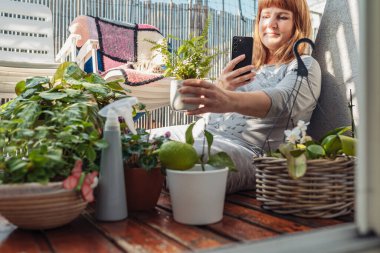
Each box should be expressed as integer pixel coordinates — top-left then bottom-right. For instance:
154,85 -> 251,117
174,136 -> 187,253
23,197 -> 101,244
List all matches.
259,7 -> 294,54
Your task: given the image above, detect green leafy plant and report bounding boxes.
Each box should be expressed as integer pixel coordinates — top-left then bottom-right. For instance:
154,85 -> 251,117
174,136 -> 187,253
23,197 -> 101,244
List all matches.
149,17 -> 221,80
274,120 -> 357,180
0,62 -> 135,184
121,129 -> 170,171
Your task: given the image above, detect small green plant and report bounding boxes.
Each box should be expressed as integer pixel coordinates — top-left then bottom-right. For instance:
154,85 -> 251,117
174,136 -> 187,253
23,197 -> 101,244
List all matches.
121,129 -> 170,171
158,119 -> 236,172
186,120 -> 236,171
149,17 -> 221,80
274,120 -> 357,179
0,62 -> 136,184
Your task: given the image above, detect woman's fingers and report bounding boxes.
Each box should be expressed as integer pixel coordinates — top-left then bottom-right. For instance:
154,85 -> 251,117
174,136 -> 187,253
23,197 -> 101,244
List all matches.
230,71 -> 256,84
223,54 -> 246,73
230,65 -> 256,79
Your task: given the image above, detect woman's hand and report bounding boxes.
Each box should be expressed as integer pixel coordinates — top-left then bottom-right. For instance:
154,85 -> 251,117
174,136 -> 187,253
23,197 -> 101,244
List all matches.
180,79 -> 272,118
217,54 -> 256,90
180,79 -> 233,115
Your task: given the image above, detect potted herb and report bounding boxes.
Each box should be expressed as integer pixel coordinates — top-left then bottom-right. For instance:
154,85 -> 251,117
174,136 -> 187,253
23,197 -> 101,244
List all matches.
0,62 -> 131,229
149,18 -> 221,111
156,120 -> 236,225
121,129 -> 170,211
254,120 -> 356,218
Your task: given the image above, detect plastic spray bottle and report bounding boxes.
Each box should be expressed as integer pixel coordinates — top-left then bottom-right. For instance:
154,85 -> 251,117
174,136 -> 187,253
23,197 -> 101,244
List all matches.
95,97 -> 139,221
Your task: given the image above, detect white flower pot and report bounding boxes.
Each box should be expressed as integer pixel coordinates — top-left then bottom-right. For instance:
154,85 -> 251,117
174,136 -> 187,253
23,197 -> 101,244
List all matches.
166,164 -> 228,225
170,79 -> 198,111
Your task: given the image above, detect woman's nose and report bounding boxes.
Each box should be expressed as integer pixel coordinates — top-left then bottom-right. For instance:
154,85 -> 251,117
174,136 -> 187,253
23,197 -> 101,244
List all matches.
268,17 -> 278,28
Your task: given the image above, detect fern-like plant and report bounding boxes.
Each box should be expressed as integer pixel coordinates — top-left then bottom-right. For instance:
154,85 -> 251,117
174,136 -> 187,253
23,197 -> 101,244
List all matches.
150,17 -> 220,80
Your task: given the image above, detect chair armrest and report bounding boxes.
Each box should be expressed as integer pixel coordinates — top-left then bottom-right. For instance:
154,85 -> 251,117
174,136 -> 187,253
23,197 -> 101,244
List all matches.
55,34 -> 81,63
76,39 -> 99,73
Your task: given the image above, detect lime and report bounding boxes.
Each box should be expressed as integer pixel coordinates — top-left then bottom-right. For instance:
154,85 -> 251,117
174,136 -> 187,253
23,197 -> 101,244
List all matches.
158,141 -> 199,170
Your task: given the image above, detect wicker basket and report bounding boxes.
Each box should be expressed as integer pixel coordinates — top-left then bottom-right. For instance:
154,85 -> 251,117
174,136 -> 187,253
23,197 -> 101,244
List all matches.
254,156 -> 355,218
0,182 -> 87,230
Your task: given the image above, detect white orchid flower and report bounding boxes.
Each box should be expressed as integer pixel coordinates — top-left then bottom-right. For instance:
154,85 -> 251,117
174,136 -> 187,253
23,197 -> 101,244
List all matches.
284,128 -> 301,144
297,120 -> 310,132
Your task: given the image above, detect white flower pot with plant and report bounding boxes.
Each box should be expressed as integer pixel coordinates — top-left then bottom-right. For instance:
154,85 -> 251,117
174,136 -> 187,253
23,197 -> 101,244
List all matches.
157,120 -> 236,225
149,18 -> 221,111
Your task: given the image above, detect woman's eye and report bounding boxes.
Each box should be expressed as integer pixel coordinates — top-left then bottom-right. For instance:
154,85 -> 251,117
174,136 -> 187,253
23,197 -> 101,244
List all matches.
261,15 -> 270,19
279,16 -> 289,20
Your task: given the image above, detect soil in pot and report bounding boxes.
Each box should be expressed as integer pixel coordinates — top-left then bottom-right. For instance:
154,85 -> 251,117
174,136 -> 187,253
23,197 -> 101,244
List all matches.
124,167 -> 164,211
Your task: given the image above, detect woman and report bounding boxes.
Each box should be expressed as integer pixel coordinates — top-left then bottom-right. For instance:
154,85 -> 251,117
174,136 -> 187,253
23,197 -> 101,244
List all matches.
152,0 -> 321,193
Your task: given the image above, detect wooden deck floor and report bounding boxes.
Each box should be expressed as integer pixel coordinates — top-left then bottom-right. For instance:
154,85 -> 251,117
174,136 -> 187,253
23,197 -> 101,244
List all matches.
0,190 -> 353,253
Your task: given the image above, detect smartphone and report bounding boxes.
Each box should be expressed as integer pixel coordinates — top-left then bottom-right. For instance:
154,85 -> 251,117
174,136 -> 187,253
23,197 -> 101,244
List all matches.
231,36 -> 254,74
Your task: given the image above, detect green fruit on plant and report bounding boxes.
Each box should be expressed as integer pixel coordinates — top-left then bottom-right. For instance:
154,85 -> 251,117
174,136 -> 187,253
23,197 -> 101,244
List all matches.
158,141 -> 199,170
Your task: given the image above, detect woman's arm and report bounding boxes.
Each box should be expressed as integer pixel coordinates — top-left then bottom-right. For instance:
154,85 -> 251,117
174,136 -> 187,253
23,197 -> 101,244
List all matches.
180,79 -> 272,117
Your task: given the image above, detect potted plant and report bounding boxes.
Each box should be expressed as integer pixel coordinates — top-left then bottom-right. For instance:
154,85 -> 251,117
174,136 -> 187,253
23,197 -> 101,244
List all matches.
0,62 -> 132,229
156,120 -> 236,225
121,129 -> 170,211
254,120 -> 356,218
149,18 -> 221,111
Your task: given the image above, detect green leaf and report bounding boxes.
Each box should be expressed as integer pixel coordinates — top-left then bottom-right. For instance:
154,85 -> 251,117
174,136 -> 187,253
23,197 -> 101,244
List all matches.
319,126 -> 351,142
204,129 -> 213,157
64,63 -> 85,80
64,89 -> 82,97
185,122 -> 196,145
81,82 -> 109,96
289,149 -> 305,157
338,135 -> 357,156
106,79 -> 127,91
84,73 -> 106,84
52,62 -> 73,83
287,153 -> 307,179
15,80 -> 26,95
138,155 -> 158,171
85,147 -> 97,162
25,77 -> 50,89
22,88 -> 39,98
208,152 -> 236,171
321,135 -> 341,157
39,92 -> 68,100
94,140 -> 108,149
306,144 -> 326,159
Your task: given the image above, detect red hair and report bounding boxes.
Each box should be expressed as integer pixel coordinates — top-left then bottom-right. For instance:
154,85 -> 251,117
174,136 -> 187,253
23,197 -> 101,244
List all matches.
253,0 -> 312,68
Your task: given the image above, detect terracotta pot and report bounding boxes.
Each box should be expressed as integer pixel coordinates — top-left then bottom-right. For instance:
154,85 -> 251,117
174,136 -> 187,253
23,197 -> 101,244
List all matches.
124,167 -> 164,211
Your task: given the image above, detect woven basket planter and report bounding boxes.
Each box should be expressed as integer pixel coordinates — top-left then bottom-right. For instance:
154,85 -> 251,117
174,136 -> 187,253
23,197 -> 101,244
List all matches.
254,156 -> 355,218
0,182 -> 87,230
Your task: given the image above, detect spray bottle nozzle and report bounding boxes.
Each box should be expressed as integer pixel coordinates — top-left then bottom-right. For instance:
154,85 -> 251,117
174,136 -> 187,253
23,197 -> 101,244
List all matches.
98,97 -> 139,134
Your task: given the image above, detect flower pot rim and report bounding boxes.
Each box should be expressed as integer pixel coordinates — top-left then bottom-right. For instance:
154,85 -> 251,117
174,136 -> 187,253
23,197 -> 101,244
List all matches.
0,182 -> 74,199
166,166 -> 228,175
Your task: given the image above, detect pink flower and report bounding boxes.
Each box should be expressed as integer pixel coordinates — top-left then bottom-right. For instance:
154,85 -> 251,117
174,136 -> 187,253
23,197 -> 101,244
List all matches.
81,171 -> 98,202
63,160 -> 83,190
63,160 -> 98,203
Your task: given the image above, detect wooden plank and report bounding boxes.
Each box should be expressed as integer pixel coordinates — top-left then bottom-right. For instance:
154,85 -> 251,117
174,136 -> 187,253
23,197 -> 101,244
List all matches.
223,202 -> 312,234
83,210 -> 188,253
157,193 -> 279,242
0,216 -> 51,253
228,194 -> 346,228
207,215 -> 278,242
43,216 -> 123,253
131,207 -> 233,250
160,191 -> 310,234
